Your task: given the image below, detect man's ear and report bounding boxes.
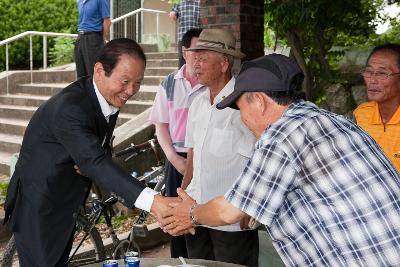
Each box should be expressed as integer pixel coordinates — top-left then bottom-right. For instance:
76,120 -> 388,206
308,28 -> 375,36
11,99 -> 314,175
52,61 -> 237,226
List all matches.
254,92 -> 265,109
220,57 -> 229,74
93,62 -> 104,81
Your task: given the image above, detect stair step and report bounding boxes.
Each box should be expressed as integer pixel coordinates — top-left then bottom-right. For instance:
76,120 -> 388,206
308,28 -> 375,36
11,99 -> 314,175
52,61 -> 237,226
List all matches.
0,151 -> 14,178
143,76 -> 167,86
140,43 -> 158,53
147,59 -> 178,68
14,83 -> 68,96
0,94 -> 49,106
116,113 -> 136,127
132,86 -> 158,101
145,52 -> 178,59
0,133 -> 22,154
144,67 -> 176,76
0,104 -> 37,120
120,100 -> 153,114
0,118 -> 28,136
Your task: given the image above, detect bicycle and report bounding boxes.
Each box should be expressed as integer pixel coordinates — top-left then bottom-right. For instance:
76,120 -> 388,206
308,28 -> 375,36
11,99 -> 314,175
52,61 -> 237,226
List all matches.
1,138 -> 165,267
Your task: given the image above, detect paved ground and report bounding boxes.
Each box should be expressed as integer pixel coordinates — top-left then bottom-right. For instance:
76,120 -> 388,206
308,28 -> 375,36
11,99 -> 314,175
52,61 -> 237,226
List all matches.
142,240 -> 170,258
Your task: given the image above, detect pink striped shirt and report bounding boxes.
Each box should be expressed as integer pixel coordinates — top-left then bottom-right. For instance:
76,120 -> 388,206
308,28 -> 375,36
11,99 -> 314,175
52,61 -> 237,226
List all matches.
149,65 -> 206,152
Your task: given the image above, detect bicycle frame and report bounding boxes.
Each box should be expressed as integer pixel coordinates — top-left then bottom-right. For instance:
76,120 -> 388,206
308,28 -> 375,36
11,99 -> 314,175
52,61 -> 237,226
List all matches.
69,138 -> 165,264
68,195 -> 118,264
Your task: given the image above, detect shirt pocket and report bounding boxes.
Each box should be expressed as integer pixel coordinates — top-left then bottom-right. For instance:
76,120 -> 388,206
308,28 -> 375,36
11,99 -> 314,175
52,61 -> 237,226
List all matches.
208,128 -> 233,157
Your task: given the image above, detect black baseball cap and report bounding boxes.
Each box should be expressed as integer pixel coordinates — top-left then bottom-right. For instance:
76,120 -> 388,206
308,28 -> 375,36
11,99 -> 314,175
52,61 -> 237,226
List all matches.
216,54 -> 304,110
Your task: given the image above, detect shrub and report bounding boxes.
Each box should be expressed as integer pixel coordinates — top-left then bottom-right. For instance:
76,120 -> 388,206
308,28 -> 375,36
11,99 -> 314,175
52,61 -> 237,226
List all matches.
0,180 -> 8,205
49,37 -> 76,67
0,0 -> 78,71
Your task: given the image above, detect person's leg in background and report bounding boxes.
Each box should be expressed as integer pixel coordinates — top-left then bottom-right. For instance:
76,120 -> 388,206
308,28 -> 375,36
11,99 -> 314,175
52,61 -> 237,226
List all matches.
165,152 -> 188,258
74,33 -> 104,79
74,36 -> 86,79
210,228 -> 259,267
185,226 -> 215,260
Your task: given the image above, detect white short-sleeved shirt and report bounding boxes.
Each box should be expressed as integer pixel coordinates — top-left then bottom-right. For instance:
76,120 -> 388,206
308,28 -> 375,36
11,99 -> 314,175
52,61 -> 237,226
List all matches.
185,77 -> 256,232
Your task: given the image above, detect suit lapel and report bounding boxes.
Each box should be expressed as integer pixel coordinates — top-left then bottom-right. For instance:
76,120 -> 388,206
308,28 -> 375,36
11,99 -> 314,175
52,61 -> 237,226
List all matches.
82,78 -> 108,141
103,112 -> 119,149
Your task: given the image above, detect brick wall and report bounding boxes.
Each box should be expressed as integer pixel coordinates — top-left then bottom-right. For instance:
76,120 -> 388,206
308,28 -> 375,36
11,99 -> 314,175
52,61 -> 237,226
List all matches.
200,0 -> 264,61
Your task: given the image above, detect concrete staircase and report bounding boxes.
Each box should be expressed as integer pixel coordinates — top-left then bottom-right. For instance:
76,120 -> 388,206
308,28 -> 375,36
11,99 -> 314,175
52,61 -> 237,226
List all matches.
0,50 -> 178,180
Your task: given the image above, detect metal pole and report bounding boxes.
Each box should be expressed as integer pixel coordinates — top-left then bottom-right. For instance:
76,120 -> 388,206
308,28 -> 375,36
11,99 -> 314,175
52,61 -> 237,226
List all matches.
43,35 -> 47,69
136,13 -> 139,41
30,35 -> 33,84
6,43 -> 9,94
110,0 -> 114,40
124,18 -> 127,38
156,13 -> 159,38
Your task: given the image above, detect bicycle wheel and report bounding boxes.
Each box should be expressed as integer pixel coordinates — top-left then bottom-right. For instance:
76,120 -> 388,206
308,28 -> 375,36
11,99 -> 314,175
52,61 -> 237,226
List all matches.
112,239 -> 141,260
68,215 -> 106,266
1,234 -> 17,267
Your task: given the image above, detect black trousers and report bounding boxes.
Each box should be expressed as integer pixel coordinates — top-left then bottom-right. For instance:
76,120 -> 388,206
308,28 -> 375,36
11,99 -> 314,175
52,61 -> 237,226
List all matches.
164,152 -> 188,258
185,226 -> 259,267
15,229 -> 74,267
74,32 -> 104,79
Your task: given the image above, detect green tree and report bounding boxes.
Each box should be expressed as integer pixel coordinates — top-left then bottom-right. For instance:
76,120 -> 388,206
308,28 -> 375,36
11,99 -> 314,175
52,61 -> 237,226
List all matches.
0,0 -> 78,71
264,0 -> 384,100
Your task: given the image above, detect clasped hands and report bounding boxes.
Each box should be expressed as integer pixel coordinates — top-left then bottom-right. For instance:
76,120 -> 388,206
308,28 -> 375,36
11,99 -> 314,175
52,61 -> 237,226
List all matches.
152,188 -> 197,236
151,188 -> 253,236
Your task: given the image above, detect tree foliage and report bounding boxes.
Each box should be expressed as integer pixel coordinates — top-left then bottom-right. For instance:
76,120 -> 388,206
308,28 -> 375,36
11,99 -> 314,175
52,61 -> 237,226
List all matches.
0,0 -> 77,71
264,0 -> 385,100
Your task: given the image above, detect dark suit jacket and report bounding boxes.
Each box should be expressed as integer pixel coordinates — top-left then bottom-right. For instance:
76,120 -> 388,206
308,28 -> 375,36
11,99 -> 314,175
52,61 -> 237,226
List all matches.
4,78 -> 146,266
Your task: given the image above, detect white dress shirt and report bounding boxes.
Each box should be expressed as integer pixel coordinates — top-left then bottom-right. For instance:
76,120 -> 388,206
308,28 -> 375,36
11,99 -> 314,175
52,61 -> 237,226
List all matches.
185,78 -> 256,231
93,81 -> 157,212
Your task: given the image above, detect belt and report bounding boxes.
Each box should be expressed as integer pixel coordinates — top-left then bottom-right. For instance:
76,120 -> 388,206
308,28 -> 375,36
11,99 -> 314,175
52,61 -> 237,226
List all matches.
78,31 -> 101,35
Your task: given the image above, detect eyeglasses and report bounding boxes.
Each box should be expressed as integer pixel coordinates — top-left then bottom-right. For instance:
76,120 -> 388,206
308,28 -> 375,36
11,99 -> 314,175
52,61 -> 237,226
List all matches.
361,69 -> 400,80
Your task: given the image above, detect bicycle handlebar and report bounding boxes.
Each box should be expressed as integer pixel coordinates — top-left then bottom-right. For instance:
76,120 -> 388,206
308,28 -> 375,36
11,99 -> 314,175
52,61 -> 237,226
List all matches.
114,138 -> 159,157
114,138 -> 163,166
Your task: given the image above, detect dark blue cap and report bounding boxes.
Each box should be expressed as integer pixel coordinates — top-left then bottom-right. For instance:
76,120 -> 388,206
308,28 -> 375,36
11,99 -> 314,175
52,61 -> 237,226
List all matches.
217,54 -> 304,110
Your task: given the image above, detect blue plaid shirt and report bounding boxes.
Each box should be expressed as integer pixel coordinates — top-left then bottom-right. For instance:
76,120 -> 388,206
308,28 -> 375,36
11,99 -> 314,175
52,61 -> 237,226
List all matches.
172,0 -> 201,41
226,101 -> 400,266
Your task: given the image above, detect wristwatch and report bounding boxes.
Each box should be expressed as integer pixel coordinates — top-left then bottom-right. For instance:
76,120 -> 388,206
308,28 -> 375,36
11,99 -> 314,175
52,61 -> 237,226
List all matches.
189,203 -> 199,227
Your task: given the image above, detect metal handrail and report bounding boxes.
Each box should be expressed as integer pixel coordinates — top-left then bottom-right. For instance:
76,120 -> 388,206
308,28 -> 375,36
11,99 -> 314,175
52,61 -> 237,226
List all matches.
0,7 -> 167,93
110,8 -> 166,41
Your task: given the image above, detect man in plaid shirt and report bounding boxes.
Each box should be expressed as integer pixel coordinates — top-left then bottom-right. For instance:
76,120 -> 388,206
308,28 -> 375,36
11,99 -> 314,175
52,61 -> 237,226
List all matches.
163,54 -> 400,266
169,0 -> 201,68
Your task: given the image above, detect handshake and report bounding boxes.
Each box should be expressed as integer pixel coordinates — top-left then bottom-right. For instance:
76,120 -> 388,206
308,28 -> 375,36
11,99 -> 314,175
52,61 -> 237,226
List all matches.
150,188 -> 198,236
150,188 -> 255,236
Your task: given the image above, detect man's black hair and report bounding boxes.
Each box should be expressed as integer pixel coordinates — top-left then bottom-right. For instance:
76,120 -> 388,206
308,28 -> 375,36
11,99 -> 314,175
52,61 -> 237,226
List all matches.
96,38 -> 146,76
367,43 -> 400,70
182,28 -> 203,48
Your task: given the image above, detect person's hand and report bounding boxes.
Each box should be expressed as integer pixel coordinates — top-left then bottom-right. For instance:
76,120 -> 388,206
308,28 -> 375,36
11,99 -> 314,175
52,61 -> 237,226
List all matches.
239,214 -> 251,230
150,195 -> 181,223
161,188 -> 196,236
169,11 -> 177,20
170,154 -> 186,175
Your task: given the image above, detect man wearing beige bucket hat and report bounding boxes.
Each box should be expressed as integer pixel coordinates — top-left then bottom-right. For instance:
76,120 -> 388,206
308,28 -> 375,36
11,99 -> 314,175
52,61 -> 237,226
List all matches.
180,28 -> 259,266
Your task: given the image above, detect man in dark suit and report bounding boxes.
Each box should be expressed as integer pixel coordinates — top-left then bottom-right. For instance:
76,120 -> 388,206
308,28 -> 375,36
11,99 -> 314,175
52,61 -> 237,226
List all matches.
3,38 -> 175,267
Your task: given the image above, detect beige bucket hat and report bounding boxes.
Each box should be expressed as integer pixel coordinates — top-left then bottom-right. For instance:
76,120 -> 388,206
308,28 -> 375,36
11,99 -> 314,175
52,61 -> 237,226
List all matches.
186,28 -> 246,59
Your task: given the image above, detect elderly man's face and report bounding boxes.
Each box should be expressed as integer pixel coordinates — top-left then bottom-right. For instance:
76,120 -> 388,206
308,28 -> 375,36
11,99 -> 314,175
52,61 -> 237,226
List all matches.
194,50 -> 227,86
94,54 -> 145,108
236,93 -> 268,138
364,51 -> 400,104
